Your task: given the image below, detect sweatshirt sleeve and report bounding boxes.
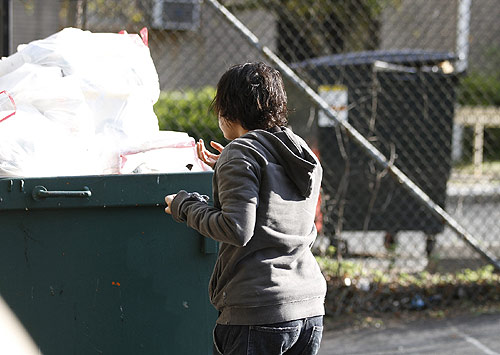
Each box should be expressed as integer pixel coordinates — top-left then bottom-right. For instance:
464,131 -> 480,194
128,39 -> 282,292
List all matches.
171,157 -> 260,247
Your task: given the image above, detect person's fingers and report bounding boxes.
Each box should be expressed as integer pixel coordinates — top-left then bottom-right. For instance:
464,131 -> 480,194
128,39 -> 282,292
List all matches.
195,139 -> 220,168
206,151 -> 218,160
196,139 -> 203,160
164,194 -> 176,215
198,139 -> 212,164
197,146 -> 204,162
201,150 -> 210,164
210,141 -> 224,153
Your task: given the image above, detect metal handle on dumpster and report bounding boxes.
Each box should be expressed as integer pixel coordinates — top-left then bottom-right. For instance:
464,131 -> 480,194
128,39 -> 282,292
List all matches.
32,185 -> 91,201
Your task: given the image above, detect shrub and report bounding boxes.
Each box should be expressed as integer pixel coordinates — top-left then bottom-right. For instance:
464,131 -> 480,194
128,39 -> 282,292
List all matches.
458,72 -> 500,106
457,71 -> 500,164
154,86 -> 226,146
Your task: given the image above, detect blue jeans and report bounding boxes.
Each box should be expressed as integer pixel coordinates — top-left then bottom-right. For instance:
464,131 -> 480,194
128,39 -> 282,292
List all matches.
213,316 -> 323,355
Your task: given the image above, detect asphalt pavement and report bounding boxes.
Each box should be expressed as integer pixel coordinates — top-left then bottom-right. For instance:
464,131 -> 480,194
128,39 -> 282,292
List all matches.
319,312 -> 500,355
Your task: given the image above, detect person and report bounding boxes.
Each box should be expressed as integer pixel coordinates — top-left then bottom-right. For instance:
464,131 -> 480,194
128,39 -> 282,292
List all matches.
164,62 -> 326,355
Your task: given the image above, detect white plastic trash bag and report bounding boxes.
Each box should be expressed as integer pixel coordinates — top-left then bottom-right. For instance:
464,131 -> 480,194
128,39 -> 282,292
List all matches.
0,28 -> 205,177
0,90 -> 16,123
120,131 -> 211,174
9,27 -> 160,140
0,104 -> 97,177
0,63 -> 94,136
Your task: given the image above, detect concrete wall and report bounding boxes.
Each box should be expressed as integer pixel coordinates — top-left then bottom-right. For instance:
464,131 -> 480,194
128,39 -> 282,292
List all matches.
11,0 -> 62,53
6,0 -> 499,87
468,0 -> 500,73
149,4 -> 278,90
380,0 -> 457,54
5,1 -> 277,92
379,0 -> 500,74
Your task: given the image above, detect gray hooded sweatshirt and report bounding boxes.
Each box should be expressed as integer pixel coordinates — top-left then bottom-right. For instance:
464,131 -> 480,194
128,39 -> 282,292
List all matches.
171,126 -> 326,325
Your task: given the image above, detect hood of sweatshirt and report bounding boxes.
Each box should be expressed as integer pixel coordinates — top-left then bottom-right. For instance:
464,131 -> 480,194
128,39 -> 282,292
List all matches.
241,126 -> 320,198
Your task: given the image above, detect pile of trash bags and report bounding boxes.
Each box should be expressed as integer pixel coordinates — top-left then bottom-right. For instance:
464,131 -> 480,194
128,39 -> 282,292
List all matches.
0,28 -> 209,177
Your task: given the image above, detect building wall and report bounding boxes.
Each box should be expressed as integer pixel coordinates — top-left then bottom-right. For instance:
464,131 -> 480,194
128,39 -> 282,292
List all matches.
149,4 -> 277,90
468,0 -> 500,73
7,0 -> 498,87
380,0 -> 500,74
11,0 -> 62,53
380,0 -> 457,54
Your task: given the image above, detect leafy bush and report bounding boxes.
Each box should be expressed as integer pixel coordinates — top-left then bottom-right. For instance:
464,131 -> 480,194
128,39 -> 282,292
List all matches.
457,70 -> 500,164
154,86 -> 226,145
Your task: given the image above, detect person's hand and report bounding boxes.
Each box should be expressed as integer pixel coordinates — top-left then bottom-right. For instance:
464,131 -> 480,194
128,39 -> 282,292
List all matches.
197,139 -> 224,169
164,194 -> 176,214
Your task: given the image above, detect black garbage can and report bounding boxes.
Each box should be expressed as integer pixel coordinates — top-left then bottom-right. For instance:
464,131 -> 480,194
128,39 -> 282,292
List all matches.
291,50 -> 458,244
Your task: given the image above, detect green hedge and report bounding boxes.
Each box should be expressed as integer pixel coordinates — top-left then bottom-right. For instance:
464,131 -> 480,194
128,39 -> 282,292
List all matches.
458,72 -> 500,106
154,86 -> 226,146
458,72 -> 500,163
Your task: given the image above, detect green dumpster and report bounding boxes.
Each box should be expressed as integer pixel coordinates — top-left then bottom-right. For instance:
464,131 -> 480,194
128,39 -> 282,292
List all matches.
0,172 -> 217,354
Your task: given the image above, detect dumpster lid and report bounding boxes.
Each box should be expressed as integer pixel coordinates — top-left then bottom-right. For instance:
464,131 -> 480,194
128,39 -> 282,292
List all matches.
291,49 -> 457,69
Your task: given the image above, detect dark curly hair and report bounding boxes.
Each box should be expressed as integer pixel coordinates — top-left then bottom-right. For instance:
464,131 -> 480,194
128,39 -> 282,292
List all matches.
210,62 -> 288,130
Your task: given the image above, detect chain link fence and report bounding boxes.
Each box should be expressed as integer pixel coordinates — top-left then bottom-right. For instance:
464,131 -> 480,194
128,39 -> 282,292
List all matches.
7,0 -> 500,314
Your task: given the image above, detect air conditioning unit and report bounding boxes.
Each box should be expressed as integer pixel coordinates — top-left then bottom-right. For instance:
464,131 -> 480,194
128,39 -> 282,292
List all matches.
152,0 -> 201,31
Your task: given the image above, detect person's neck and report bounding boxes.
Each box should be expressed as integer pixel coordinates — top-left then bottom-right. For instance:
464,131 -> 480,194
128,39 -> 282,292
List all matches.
234,122 -> 249,138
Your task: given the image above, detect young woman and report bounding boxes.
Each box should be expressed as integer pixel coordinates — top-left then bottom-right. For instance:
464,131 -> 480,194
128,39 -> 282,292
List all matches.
165,62 -> 326,355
